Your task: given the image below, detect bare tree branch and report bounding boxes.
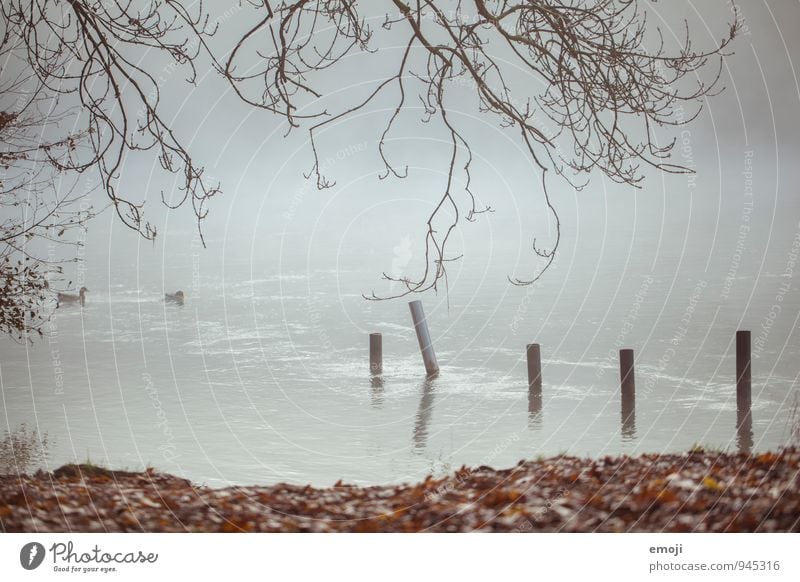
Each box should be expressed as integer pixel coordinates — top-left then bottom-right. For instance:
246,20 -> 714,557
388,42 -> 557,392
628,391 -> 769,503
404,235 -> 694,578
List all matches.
0,1 -> 741,339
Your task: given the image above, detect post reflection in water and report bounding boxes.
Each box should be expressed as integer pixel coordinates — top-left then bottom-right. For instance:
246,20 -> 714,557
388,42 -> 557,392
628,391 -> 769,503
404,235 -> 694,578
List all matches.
621,393 -> 636,441
528,390 -> 542,429
737,407 -> 754,455
370,375 -> 384,408
412,375 -> 437,452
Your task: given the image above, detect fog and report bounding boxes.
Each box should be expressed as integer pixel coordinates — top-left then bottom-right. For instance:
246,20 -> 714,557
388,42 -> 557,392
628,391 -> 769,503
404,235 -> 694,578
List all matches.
66,1 -> 800,297
3,1 -> 800,485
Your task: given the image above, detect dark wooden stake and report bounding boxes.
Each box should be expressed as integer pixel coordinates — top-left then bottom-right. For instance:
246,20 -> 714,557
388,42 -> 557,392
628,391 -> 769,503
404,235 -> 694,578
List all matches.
526,344 -> 542,392
736,330 -> 752,414
620,349 -> 636,400
369,332 -> 382,375
409,300 -> 439,376
736,330 -> 753,454
620,349 -> 636,438
526,343 -> 542,414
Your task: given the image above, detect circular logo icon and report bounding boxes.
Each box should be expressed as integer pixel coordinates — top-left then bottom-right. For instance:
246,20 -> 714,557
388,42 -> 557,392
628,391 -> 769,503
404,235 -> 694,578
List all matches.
20,542 -> 46,570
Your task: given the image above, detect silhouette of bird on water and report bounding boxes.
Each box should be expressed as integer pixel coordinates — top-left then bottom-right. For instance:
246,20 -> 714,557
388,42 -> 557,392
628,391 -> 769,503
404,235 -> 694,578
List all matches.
165,290 -> 184,305
57,287 -> 88,307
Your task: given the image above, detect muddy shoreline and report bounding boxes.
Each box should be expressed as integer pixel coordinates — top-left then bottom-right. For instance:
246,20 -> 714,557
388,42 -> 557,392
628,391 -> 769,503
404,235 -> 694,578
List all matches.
2,449 -> 798,532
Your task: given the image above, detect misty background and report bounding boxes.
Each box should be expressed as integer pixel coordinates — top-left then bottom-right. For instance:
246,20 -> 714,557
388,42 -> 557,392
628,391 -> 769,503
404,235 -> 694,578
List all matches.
2,1 -> 800,486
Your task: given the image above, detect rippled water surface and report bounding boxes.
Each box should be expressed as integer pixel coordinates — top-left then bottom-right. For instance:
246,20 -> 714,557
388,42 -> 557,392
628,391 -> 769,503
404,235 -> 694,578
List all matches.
2,244 -> 798,487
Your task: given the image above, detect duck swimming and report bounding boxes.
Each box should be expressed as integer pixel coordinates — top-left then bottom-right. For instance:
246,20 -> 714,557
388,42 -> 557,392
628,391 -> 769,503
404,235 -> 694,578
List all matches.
165,290 -> 185,305
57,287 -> 88,307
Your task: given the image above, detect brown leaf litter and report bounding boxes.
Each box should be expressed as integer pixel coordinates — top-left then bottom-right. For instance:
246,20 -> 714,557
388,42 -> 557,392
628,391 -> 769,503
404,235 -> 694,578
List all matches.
1,449 -> 798,532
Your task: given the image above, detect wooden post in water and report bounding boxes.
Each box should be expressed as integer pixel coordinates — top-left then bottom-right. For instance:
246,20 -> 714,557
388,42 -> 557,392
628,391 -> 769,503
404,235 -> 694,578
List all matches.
526,344 -> 542,417
620,349 -> 636,437
736,330 -> 752,414
620,349 -> 636,399
736,330 -> 753,453
369,332 -> 382,375
409,300 -> 439,376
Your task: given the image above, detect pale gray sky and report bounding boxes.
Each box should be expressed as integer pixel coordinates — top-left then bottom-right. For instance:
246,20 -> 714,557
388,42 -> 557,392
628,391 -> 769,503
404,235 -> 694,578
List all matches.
56,1 -> 800,299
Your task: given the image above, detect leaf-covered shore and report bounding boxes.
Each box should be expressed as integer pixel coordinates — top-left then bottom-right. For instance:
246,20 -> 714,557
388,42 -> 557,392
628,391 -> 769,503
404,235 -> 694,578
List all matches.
1,449 -> 798,532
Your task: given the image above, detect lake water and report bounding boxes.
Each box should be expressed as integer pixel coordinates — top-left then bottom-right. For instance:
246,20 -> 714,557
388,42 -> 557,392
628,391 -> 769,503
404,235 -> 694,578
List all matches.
3,0 -> 800,490
2,234 -> 799,488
